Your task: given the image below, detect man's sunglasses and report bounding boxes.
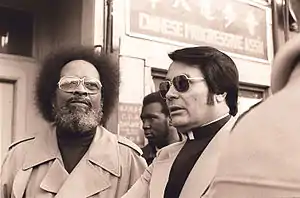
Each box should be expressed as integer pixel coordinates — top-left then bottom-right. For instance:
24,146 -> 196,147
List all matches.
159,74 -> 205,99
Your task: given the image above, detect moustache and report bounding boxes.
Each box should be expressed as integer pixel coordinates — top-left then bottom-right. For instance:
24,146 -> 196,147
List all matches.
66,97 -> 92,108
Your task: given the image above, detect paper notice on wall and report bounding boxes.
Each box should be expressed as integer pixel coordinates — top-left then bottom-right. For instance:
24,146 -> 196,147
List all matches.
118,102 -> 145,147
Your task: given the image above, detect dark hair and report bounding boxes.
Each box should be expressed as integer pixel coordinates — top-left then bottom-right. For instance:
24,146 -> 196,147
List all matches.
142,91 -> 170,116
35,46 -> 120,125
168,46 -> 239,116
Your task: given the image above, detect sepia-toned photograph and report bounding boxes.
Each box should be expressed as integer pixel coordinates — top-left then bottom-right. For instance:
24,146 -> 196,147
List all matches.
1,0 -> 300,197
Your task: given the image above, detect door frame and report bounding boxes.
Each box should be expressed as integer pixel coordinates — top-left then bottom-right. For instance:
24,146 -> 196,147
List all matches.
0,54 -> 32,143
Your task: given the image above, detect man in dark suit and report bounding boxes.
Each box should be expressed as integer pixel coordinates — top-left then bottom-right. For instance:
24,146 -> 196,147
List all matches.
140,91 -> 182,165
123,46 -> 239,198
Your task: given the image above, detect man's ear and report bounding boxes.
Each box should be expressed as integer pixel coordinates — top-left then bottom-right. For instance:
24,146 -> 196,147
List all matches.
215,92 -> 227,103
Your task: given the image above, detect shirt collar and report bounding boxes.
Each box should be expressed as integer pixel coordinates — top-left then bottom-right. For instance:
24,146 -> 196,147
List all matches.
202,113 -> 230,127
186,114 -> 231,141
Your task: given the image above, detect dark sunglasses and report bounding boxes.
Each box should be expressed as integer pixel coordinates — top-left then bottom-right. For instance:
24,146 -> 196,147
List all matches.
159,74 -> 205,99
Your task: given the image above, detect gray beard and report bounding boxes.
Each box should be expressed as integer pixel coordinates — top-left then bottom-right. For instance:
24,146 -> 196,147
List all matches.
54,105 -> 101,133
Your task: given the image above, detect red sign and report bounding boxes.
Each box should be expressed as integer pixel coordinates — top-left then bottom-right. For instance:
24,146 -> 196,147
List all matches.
126,0 -> 270,61
118,103 -> 145,147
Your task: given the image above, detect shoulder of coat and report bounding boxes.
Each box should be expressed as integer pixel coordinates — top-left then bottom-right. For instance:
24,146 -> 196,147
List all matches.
8,136 -> 35,150
156,140 -> 185,157
117,136 -> 143,156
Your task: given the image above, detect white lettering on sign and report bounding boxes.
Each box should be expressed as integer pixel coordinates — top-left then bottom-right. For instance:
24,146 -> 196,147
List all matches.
198,0 -> 215,20
172,0 -> 191,11
139,12 -> 160,32
150,0 -> 161,9
138,12 -> 264,55
244,38 -> 264,55
139,12 -> 184,37
223,5 -> 236,28
245,11 -> 258,36
185,24 -> 244,51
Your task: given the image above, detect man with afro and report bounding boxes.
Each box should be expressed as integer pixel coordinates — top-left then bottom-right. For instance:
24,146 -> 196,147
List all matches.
1,46 -> 147,198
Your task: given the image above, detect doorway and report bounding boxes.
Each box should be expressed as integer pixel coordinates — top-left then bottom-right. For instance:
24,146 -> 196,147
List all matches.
0,80 -> 15,168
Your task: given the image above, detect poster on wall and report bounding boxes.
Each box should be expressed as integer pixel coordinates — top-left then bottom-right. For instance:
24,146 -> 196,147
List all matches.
125,0 -> 271,63
118,102 -> 145,148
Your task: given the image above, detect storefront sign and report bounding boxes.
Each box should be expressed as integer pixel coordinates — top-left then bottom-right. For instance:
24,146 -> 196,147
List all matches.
126,0 -> 270,62
118,103 -> 144,147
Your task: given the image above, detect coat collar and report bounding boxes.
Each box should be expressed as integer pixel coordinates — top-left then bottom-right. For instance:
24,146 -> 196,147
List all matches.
88,126 -> 121,177
16,126 -> 121,197
23,125 -> 60,170
23,125 -> 120,176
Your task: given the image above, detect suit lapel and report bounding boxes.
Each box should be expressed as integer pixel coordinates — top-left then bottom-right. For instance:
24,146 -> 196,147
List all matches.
180,118 -> 235,197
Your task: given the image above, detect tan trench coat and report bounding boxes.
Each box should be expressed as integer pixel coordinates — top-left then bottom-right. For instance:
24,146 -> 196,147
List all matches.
1,126 -> 147,198
122,119 -> 235,198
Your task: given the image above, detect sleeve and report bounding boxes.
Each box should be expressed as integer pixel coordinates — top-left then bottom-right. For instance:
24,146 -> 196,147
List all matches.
117,135 -> 148,187
122,163 -> 154,198
1,136 -> 34,198
1,149 -> 15,198
128,152 -> 148,187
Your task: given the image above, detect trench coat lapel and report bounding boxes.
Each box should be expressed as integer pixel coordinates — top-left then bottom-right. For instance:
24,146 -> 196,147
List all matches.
39,159 -> 69,194
21,126 -> 69,195
12,168 -> 33,198
54,158 -> 111,198
55,126 -> 120,198
179,118 -> 235,197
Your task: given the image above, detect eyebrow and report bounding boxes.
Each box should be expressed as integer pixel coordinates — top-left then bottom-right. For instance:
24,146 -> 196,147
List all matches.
140,113 -> 160,119
165,73 -> 189,80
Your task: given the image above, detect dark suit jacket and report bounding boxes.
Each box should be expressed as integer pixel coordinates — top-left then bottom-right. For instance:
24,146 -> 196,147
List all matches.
141,144 -> 157,165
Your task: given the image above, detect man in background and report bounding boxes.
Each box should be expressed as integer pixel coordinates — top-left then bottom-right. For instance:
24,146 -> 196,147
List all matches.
140,91 -> 182,165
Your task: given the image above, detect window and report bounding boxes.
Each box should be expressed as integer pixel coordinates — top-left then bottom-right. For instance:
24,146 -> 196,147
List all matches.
238,84 -> 267,115
151,68 -> 167,91
0,7 -> 33,57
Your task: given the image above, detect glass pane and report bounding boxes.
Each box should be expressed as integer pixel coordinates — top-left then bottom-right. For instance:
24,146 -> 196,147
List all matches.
0,7 -> 33,57
238,89 -> 263,115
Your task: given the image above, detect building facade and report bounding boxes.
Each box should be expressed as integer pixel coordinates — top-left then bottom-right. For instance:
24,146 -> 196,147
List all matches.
0,0 -> 296,164
0,0 -> 97,166
113,0 -> 275,146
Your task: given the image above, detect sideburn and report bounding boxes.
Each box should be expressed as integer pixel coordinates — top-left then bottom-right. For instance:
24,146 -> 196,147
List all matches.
207,92 -> 215,105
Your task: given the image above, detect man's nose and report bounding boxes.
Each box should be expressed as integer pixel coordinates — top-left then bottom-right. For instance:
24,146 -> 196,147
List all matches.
165,84 -> 178,100
73,84 -> 88,96
142,121 -> 151,130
